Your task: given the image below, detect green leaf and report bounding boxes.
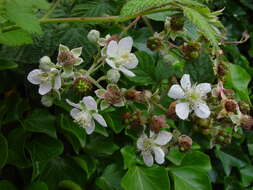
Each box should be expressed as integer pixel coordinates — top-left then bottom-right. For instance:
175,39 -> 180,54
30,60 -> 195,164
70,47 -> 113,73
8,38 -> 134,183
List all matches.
0,59 -> 18,71
180,151 -> 212,172
7,128 -> 30,168
240,165 -> 253,187
0,134 -> 8,169
121,165 -> 170,190
0,180 -> 17,190
247,132 -> 253,156
60,114 -> 86,148
86,135 -> 119,155
128,51 -> 156,85
26,135 -> 63,162
25,181 -> 48,190
225,64 -> 251,104
103,109 -> 126,134
96,164 -> 125,190
24,109 -> 56,138
73,155 -> 97,179
5,0 -> 42,34
0,29 -> 33,46
39,157 -> 86,190
58,180 -> 83,190
170,166 -> 211,190
166,147 -> 186,166
120,146 -> 139,169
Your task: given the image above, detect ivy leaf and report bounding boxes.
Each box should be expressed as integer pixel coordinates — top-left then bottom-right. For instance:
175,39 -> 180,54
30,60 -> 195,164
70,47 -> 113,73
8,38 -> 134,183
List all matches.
170,166 -> 211,190
120,146 -> 140,169
24,109 -> 56,138
0,134 -> 8,169
121,165 -> 170,190
26,135 -> 64,162
96,164 -> 125,190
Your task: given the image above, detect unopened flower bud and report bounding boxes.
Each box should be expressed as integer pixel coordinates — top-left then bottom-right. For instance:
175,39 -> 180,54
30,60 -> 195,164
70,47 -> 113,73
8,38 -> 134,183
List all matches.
122,112 -> 145,130
178,135 -> 192,152
238,101 -> 250,114
166,102 -> 177,120
241,115 -> 253,130
124,90 -> 147,103
224,100 -> 237,113
39,56 -> 54,71
87,30 -> 100,44
107,69 -> 120,83
41,95 -> 54,107
149,115 -> 168,133
217,61 -> 229,77
73,77 -> 92,94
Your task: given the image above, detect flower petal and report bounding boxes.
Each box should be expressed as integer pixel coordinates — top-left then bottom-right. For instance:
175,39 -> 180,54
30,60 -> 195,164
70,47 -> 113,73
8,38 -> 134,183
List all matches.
71,47 -> 82,58
54,74 -> 61,90
107,40 -> 118,57
39,82 -> 52,95
114,101 -> 125,107
152,147 -> 165,164
176,102 -> 190,120
27,69 -> 43,85
95,89 -> 106,99
142,151 -> 154,167
118,36 -> 133,54
119,66 -> 135,77
196,83 -> 211,96
193,102 -> 211,119
70,108 -> 81,119
85,119 -> 95,135
92,113 -> 107,127
74,57 -> 83,66
154,131 -> 173,145
66,99 -> 81,109
167,84 -> 185,99
180,74 -> 191,91
82,96 -> 97,111
106,59 -> 117,69
137,134 -> 147,150
59,44 -> 69,52
100,100 -> 110,110
123,53 -> 138,69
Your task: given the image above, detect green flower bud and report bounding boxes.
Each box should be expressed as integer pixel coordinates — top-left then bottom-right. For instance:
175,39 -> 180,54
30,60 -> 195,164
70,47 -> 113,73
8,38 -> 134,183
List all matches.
87,30 -> 100,44
107,69 -> 120,83
41,94 -> 54,107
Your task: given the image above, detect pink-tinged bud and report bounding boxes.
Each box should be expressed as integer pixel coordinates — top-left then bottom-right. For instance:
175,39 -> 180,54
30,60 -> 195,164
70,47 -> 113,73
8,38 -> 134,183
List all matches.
166,102 -> 177,120
58,51 -> 76,66
149,115 -> 168,133
178,135 -> 192,152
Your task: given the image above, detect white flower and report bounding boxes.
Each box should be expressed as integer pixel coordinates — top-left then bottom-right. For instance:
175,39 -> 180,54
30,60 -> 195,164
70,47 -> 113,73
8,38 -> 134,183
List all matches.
106,37 -> 138,77
27,57 -> 61,95
167,74 -> 211,120
137,131 -> 173,167
67,96 -> 107,135
87,30 -> 100,44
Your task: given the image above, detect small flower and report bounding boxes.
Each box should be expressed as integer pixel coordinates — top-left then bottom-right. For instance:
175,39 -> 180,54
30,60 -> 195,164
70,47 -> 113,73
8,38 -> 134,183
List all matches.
137,131 -> 173,167
87,30 -> 100,44
27,57 -> 61,95
95,84 -> 125,110
106,37 -> 138,77
67,96 -> 107,134
167,74 -> 211,120
57,44 -> 83,66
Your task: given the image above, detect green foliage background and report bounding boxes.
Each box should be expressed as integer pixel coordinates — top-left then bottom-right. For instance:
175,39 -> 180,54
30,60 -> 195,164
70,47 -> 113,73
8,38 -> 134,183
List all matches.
0,0 -> 253,190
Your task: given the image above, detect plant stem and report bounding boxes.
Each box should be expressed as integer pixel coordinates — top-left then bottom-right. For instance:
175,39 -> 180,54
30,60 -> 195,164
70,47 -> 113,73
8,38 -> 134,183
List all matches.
87,76 -> 105,90
152,102 -> 167,112
2,4 -> 174,33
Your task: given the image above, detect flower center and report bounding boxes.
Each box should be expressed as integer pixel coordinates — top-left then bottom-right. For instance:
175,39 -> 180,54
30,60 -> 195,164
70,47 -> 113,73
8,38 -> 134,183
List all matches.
142,138 -> 154,151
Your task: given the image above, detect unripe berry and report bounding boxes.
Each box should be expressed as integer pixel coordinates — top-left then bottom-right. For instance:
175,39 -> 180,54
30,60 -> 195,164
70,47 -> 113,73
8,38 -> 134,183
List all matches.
147,36 -> 163,51
73,77 -> 92,94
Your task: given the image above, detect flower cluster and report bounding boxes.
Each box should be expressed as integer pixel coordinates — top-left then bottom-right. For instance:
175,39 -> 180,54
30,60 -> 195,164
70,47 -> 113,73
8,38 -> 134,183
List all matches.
27,29 -> 252,167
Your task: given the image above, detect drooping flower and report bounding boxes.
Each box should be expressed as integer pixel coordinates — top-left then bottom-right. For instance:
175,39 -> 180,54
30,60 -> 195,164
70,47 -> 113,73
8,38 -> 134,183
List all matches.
167,74 -> 211,120
106,37 -> 138,77
27,56 -> 61,95
95,84 -> 125,110
137,131 -> 173,167
67,96 -> 107,135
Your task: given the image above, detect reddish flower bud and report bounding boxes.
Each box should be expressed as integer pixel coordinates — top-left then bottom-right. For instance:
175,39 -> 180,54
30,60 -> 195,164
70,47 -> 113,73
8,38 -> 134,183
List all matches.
149,115 -> 168,133
147,36 -> 163,51
166,102 -> 177,120
178,134 -> 192,152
